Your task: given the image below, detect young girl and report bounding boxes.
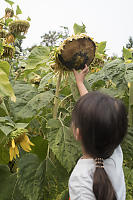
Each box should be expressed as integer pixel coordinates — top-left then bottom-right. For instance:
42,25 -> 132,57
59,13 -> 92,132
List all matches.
69,65 -> 128,200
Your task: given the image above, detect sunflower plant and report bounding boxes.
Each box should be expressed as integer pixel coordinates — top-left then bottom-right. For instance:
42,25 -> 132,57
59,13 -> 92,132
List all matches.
8,128 -> 34,161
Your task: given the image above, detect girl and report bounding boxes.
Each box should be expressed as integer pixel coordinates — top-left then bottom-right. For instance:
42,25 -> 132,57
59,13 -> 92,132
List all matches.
69,65 -> 128,200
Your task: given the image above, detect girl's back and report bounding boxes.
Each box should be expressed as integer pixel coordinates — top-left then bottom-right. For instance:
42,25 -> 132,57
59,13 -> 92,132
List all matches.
69,146 -> 126,200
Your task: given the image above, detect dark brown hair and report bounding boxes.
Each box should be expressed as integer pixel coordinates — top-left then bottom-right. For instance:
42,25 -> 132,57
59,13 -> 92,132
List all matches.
72,91 -> 128,200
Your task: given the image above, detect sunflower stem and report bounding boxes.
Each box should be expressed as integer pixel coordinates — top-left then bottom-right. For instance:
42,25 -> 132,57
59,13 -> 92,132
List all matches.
128,82 -> 133,126
53,71 -> 62,119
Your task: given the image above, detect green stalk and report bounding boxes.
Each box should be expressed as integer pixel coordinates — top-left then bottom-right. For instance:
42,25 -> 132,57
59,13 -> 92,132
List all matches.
53,71 -> 62,119
128,82 -> 133,127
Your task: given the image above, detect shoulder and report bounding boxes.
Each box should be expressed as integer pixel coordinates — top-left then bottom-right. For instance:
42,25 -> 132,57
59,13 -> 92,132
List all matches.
69,159 -> 96,200
109,145 -> 123,165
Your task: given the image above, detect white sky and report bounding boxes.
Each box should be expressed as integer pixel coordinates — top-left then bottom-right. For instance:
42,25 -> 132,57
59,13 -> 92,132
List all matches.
1,0 -> 133,56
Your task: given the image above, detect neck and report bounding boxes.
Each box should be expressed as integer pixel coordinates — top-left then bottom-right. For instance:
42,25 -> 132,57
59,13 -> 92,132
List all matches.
81,146 -> 92,159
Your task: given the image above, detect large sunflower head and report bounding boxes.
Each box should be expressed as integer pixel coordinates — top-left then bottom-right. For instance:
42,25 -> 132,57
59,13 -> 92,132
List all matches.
53,33 -> 96,71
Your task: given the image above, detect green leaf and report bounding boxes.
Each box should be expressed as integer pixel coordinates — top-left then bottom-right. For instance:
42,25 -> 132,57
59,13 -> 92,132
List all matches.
96,41 -> 106,54
0,125 -> 14,135
69,74 -> 91,101
44,152 -> 69,200
18,153 -> 46,200
0,165 -> 16,199
0,60 -> 10,76
48,126 -> 81,172
26,46 -> 50,67
47,118 -> 61,129
73,23 -> 86,34
4,0 -> 14,6
30,136 -> 48,161
0,164 -> 26,200
56,189 -> 69,200
0,101 -> 9,116
27,16 -> 31,21
16,5 -> 22,15
0,144 -> 9,164
91,80 -> 105,90
125,63 -> 133,82
17,91 -> 54,121
38,72 -> 54,92
0,61 -> 16,101
123,47 -> 132,60
9,81 -> 38,117
15,123 -> 29,129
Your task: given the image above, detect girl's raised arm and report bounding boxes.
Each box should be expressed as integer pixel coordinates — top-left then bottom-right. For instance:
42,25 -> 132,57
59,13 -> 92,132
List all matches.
73,64 -> 89,96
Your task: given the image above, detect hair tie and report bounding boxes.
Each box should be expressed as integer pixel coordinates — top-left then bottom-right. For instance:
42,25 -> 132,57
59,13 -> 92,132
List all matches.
95,158 -> 104,168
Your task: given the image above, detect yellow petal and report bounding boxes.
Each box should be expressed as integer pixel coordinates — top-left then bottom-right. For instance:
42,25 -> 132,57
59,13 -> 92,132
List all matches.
9,147 -> 14,161
13,149 -> 16,159
28,140 -> 35,146
12,139 -> 15,148
20,141 -> 31,152
128,82 -> 131,88
24,134 -> 34,146
15,145 -> 19,157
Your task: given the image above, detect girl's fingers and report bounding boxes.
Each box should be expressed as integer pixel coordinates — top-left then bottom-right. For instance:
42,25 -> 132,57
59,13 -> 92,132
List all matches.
73,69 -> 79,76
82,65 -> 89,74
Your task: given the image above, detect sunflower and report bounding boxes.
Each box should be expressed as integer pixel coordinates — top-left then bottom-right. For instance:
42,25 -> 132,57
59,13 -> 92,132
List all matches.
52,33 -> 96,71
8,128 -> 34,161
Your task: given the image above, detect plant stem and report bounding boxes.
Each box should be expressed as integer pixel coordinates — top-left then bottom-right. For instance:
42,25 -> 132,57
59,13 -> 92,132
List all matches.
53,71 -> 62,119
128,82 -> 133,127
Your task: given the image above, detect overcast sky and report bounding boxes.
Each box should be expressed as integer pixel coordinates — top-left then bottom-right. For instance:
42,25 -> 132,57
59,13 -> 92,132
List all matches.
1,0 -> 133,56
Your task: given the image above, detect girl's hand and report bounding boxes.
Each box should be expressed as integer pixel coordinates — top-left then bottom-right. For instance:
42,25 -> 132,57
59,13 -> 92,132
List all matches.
73,64 -> 89,96
73,64 -> 89,84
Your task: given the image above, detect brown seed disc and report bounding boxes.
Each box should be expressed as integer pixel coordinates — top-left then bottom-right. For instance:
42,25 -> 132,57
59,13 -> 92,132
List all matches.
58,36 -> 96,70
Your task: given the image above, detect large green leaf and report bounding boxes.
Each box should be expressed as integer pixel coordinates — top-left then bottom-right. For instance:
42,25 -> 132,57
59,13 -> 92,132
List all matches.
0,61 -> 15,101
26,46 -> 50,67
18,153 -> 46,200
0,164 -> 16,199
38,72 -> 54,92
0,101 -> 9,116
0,164 -> 27,200
0,143 -> 9,164
44,154 -> 69,200
48,126 -> 81,172
17,91 -> 54,121
47,118 -> 61,129
124,63 -> 133,82
73,23 -> 86,34
88,59 -> 128,94
9,81 -> 38,118
30,136 -> 48,161
18,152 -> 69,200
0,116 -> 15,136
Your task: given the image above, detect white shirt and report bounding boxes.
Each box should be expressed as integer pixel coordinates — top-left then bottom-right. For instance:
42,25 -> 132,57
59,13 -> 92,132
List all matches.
69,146 -> 126,200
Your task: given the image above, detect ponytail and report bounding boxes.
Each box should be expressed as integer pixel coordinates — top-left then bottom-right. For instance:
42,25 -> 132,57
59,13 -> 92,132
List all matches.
93,168 -> 117,200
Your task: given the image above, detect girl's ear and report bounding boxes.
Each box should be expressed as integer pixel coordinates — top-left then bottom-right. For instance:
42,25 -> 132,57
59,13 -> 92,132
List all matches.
75,128 -> 82,141
72,123 -> 81,141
